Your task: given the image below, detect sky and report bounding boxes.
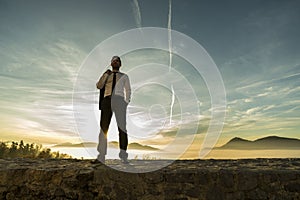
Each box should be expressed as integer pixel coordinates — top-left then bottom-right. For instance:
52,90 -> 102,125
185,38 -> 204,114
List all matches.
0,0 -> 299,158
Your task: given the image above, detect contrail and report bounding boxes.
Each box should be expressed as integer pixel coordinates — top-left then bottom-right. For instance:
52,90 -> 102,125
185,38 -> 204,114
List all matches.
168,0 -> 175,125
168,0 -> 172,71
169,85 -> 175,125
132,0 -> 142,28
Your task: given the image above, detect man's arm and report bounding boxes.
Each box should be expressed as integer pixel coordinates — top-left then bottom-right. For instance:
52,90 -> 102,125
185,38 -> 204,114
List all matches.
96,70 -> 111,89
124,74 -> 131,104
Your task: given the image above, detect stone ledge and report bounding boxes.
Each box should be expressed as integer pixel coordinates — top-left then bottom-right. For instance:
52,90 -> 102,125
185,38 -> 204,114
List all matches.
0,158 -> 299,200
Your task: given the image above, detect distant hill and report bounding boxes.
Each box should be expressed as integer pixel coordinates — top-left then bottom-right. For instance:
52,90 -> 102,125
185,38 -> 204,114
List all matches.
53,142 -> 97,148
53,141 -> 158,151
109,141 -> 159,151
218,136 -> 300,150
129,142 -> 159,151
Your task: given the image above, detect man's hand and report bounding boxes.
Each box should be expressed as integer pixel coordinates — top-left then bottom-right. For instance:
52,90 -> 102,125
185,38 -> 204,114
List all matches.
105,69 -> 112,75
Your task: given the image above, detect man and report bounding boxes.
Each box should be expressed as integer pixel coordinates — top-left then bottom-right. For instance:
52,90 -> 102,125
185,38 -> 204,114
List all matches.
95,56 -> 131,164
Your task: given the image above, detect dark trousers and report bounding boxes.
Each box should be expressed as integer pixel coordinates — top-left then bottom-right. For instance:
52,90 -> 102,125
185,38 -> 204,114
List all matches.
97,95 -> 128,156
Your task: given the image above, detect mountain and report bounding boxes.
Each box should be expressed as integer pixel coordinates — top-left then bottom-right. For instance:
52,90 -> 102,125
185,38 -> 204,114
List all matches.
128,142 -> 159,151
218,136 -> 300,150
52,142 -> 97,148
53,141 -> 158,151
109,141 -> 159,151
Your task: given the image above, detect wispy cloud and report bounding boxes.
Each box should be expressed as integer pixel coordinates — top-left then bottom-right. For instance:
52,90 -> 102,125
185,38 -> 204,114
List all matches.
131,0 -> 142,28
0,36 -> 87,142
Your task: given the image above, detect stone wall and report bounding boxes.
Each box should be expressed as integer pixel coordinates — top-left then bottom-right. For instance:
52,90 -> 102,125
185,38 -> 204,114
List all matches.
0,158 -> 299,199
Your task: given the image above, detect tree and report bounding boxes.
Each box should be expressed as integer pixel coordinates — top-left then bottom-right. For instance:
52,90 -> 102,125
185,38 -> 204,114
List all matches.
0,140 -> 71,159
8,141 -> 18,157
0,142 -> 8,158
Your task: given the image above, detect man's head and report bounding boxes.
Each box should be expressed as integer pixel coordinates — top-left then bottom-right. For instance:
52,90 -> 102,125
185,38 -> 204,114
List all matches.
111,56 -> 121,70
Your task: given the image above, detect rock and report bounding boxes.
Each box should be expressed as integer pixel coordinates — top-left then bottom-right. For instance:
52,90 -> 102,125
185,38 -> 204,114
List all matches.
54,188 -> 65,197
185,186 -> 201,198
284,181 -> 300,192
0,158 -> 299,199
206,185 -> 224,200
246,188 -> 268,200
224,191 -> 245,200
143,172 -> 164,184
237,171 -> 258,191
219,170 -> 235,190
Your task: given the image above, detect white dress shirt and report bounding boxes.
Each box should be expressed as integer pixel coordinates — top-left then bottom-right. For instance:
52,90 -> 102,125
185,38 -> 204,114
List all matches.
96,70 -> 131,103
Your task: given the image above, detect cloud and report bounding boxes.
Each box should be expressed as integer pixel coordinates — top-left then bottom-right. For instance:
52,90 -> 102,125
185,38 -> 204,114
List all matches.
131,0 -> 142,28
245,107 -> 261,115
244,98 -> 253,103
0,36 -> 88,142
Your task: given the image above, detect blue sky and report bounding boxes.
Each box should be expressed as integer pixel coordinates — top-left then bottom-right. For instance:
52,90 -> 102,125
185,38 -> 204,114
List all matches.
0,0 -> 299,154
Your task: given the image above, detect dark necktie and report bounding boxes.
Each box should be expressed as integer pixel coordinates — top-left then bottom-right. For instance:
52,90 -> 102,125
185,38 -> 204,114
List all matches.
112,72 -> 117,95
